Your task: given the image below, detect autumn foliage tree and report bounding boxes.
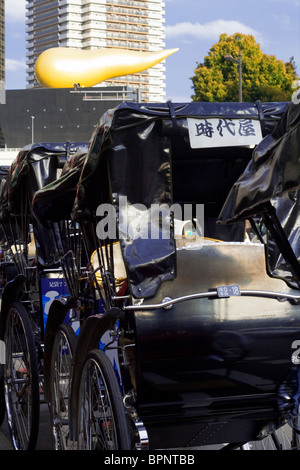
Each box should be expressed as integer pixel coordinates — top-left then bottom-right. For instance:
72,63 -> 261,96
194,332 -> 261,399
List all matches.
191,33 -> 297,102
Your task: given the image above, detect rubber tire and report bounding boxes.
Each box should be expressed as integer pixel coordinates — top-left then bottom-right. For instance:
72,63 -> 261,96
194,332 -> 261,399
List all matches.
4,302 -> 40,450
77,348 -> 131,450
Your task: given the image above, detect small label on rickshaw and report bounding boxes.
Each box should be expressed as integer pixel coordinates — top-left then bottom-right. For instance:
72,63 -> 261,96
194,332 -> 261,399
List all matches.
0,340 -> 5,364
187,117 -> 262,148
217,284 -> 241,298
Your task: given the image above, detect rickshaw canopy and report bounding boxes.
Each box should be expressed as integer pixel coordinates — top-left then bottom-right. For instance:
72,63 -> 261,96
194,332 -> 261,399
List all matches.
219,100 -> 300,289
33,101 -> 289,298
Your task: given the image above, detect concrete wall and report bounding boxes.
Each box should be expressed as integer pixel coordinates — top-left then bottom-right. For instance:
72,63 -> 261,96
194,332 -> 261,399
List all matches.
0,149 -> 19,165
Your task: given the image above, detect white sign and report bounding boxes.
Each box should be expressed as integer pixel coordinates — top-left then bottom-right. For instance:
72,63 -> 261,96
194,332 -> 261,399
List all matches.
0,340 -> 5,365
187,117 -> 262,148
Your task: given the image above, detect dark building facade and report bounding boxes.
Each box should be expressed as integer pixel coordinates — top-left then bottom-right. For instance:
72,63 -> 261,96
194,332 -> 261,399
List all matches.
0,0 -> 5,105
0,87 -> 129,148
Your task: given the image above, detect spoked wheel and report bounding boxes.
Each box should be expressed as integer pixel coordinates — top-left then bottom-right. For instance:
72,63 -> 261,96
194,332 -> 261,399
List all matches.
3,302 -> 40,450
77,348 -> 131,450
49,323 -> 76,450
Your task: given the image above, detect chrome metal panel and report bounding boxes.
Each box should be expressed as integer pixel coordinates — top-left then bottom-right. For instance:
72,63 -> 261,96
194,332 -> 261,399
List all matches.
133,242 -> 300,422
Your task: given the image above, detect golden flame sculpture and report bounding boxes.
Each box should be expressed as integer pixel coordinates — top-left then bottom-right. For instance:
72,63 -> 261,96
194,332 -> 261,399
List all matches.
34,47 -> 178,88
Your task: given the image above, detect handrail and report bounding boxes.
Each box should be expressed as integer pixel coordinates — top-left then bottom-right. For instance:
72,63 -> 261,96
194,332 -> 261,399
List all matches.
122,288 -> 300,310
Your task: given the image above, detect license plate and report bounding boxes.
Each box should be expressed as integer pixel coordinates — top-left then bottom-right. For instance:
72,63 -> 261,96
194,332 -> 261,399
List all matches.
217,284 -> 241,298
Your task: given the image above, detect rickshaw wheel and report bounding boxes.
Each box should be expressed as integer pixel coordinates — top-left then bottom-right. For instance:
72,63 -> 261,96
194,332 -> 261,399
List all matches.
3,302 -> 40,450
49,323 -> 77,450
77,348 -> 131,450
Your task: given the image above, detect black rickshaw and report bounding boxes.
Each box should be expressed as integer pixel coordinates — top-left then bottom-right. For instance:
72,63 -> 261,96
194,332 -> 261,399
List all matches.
31,99 -> 300,450
0,141 -> 88,450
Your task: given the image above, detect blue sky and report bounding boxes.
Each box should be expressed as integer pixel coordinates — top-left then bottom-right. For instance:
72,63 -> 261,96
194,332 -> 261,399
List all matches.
5,0 -> 300,101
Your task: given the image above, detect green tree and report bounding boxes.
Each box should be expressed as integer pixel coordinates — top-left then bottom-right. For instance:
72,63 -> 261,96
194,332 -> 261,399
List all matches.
191,33 -> 297,102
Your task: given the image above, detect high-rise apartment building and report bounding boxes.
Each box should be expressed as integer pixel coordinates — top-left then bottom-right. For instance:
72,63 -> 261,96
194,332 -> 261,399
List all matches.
26,0 -> 166,101
0,0 -> 5,104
